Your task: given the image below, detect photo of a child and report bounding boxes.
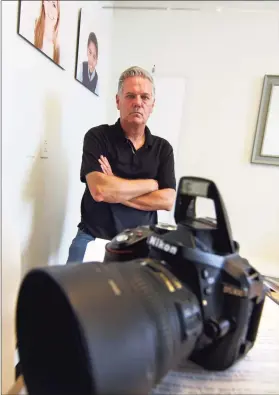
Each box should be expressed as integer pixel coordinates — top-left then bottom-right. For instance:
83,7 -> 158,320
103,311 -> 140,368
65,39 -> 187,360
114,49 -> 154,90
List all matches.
76,32 -> 99,96
74,6 -> 109,98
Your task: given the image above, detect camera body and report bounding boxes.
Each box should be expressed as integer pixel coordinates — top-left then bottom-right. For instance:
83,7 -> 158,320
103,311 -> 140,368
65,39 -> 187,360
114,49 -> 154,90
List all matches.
104,176 -> 266,371
15,176 -> 268,395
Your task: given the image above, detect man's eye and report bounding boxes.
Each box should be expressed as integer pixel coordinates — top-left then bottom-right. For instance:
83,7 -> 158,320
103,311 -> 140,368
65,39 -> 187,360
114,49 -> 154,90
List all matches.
142,95 -> 149,100
127,94 -> 134,99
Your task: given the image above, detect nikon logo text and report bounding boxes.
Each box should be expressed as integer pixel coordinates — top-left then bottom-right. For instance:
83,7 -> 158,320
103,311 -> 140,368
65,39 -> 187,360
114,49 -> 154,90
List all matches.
148,236 -> 178,255
223,284 -> 248,298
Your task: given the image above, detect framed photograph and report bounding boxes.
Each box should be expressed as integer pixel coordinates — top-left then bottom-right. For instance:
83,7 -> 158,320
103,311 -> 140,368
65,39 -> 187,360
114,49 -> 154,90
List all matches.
75,8 -> 103,97
17,0 -> 68,69
251,75 -> 279,166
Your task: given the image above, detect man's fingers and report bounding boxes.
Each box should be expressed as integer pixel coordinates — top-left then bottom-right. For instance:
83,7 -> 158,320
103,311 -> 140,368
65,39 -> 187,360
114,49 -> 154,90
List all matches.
99,156 -> 114,176
99,156 -> 108,165
100,162 -> 107,171
99,159 -> 112,176
101,164 -> 108,174
98,157 -> 107,167
103,156 -> 111,168
99,156 -> 111,171
100,155 -> 110,167
99,162 -> 109,172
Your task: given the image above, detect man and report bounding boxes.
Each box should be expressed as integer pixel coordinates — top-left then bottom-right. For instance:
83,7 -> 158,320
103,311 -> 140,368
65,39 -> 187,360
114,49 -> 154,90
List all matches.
67,66 -> 176,263
76,32 -> 99,96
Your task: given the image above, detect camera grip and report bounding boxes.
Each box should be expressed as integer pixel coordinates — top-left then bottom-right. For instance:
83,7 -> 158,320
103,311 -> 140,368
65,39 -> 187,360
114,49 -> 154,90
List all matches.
191,296 -> 265,371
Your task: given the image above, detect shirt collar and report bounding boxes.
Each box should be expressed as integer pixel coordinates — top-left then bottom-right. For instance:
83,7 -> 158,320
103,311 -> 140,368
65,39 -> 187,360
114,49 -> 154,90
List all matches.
87,67 -> 96,82
114,118 -> 153,147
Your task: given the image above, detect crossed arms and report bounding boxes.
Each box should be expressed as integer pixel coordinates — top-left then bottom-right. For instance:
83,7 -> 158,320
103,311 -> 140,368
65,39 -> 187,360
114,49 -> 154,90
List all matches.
86,157 -> 175,212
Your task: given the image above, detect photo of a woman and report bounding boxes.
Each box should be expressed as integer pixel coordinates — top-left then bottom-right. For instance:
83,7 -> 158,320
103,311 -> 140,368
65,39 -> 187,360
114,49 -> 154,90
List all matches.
34,0 -> 60,64
18,0 -> 65,68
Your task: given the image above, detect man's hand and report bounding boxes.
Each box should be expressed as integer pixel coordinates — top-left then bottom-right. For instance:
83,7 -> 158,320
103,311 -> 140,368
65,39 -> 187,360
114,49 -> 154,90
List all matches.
98,155 -> 114,176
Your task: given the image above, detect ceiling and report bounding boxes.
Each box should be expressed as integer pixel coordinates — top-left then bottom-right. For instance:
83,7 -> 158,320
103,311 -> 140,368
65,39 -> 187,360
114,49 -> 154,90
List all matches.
101,1 -> 279,12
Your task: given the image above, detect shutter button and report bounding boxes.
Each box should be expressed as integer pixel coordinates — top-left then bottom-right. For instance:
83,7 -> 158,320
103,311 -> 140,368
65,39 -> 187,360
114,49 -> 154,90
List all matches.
116,234 -> 129,243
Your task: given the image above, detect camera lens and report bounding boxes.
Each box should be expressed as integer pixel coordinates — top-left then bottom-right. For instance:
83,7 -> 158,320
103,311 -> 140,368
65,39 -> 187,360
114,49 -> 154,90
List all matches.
16,260 -> 202,395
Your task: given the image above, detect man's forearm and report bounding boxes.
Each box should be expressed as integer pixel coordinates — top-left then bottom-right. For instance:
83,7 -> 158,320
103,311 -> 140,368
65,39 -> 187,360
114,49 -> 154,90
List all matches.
121,189 -> 176,211
86,172 -> 158,203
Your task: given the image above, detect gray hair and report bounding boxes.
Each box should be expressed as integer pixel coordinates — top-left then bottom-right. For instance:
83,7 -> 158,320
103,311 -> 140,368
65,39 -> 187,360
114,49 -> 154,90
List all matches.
117,66 -> 155,97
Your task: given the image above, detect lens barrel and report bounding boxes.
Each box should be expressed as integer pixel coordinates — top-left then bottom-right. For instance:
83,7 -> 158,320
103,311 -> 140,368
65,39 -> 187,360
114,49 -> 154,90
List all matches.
16,260 -> 202,395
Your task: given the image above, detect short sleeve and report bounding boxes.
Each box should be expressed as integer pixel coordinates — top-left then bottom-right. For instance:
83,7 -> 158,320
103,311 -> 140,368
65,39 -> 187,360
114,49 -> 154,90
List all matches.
157,141 -> 176,190
80,129 -> 106,183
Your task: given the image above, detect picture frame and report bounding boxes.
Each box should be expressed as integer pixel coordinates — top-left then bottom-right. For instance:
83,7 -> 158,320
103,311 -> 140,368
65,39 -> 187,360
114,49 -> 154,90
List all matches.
74,8 -> 101,97
17,0 -> 66,70
251,75 -> 279,166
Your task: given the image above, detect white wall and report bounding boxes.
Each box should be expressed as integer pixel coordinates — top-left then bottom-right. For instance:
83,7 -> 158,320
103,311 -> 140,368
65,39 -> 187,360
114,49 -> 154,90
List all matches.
2,1 -> 113,392
110,5 -> 279,273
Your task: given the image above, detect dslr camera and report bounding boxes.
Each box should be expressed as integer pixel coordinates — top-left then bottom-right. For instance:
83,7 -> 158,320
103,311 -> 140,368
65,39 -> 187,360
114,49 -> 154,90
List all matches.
16,177 -> 266,395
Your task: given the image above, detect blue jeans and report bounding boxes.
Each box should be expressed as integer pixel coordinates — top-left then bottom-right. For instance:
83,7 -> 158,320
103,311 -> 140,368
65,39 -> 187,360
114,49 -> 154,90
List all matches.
66,229 -> 95,264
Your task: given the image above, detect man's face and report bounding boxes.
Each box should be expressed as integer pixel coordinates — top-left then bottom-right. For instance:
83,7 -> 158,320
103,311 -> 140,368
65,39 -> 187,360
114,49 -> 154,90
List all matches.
87,42 -> 97,73
116,77 -> 155,126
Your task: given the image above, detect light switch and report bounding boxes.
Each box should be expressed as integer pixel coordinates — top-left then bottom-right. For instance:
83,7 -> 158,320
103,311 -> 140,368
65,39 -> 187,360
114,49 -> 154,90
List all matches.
40,139 -> 48,158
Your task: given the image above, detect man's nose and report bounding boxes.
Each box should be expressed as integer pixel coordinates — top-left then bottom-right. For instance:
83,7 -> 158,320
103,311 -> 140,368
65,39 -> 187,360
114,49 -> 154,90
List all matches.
132,95 -> 142,107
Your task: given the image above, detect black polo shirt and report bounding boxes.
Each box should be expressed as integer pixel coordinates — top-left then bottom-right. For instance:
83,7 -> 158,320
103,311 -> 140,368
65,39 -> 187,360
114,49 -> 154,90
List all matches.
78,119 -> 176,240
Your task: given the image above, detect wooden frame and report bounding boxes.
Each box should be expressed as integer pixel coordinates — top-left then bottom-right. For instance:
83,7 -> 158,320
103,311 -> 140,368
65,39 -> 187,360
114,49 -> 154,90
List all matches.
251,75 -> 279,166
